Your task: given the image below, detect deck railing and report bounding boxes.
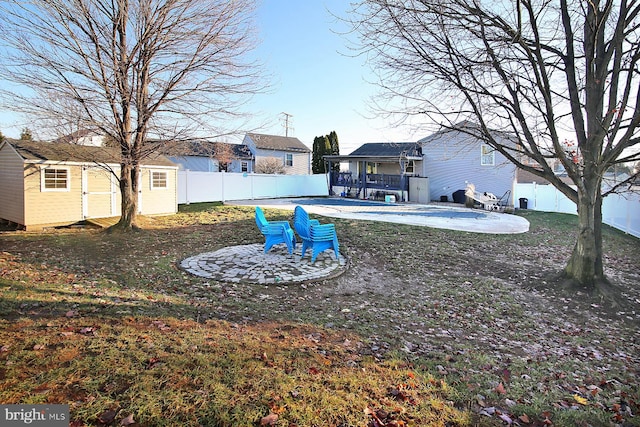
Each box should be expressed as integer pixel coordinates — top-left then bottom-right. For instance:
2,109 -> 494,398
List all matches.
330,172 -> 409,191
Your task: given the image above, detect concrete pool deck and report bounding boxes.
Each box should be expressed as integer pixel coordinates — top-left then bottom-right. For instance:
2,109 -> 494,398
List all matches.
229,197 -> 530,234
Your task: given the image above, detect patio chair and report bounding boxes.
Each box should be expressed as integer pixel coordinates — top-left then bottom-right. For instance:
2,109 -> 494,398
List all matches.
255,206 -> 295,254
293,205 -> 340,263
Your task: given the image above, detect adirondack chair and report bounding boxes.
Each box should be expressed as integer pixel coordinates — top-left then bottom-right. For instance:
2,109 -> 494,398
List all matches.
255,206 -> 296,254
293,205 -> 340,263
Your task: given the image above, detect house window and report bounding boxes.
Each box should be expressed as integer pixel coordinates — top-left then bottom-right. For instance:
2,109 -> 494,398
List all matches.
405,160 -> 415,174
241,161 -> 248,172
151,171 -> 168,189
481,144 -> 495,166
285,153 -> 293,167
42,167 -> 70,191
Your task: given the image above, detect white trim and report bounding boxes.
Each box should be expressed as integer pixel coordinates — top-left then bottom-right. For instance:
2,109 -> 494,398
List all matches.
41,166 -> 71,192
150,170 -> 168,190
24,159 -> 178,170
480,144 -> 495,166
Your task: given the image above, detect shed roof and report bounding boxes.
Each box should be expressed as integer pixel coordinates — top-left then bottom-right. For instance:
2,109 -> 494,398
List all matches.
246,133 -> 311,153
4,140 -> 175,167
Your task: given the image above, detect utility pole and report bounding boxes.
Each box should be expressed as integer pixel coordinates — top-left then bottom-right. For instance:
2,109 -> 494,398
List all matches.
280,112 -> 294,137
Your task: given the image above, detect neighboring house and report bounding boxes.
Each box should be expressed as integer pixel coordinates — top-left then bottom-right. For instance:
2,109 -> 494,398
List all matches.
0,140 -> 178,230
419,122 -> 518,203
243,133 -> 311,175
54,129 -> 106,147
324,142 -> 423,201
158,140 -> 254,173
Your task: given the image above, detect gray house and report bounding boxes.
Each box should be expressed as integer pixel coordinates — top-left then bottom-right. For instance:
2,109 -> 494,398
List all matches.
324,142 -> 423,201
243,133 -> 311,175
159,140 -> 253,173
419,123 -> 517,203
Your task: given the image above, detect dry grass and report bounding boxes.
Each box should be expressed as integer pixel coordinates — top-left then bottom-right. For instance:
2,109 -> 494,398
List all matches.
0,202 -> 638,426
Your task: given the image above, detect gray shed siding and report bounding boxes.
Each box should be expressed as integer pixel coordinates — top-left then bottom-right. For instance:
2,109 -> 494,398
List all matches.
420,130 -> 516,203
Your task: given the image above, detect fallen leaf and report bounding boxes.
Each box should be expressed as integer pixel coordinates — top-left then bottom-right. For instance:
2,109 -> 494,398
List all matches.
98,409 -> 117,424
120,414 -> 135,426
501,367 -> 511,383
518,414 -> 531,424
495,382 -> 507,395
32,344 -> 45,351
260,413 -> 278,426
573,394 -> 588,405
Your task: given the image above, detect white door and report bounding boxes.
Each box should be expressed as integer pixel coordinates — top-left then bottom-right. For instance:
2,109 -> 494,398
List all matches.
82,166 -> 117,219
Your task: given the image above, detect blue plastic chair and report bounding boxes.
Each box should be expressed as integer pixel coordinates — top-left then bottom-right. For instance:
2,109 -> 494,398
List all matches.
293,205 -> 339,263
255,206 -> 295,254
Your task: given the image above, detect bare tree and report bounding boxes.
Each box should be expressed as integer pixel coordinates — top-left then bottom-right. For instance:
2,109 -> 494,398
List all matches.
0,0 -> 265,230
256,157 -> 286,174
213,142 -> 236,172
345,0 -> 640,300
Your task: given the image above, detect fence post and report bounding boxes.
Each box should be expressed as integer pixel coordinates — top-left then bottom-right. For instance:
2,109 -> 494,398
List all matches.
221,171 -> 225,203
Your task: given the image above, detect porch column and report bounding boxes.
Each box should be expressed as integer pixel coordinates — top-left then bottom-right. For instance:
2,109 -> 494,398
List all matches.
327,160 -> 334,196
359,160 -> 367,199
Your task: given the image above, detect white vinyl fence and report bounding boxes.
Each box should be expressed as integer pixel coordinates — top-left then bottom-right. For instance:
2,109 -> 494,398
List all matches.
513,183 -> 640,238
178,171 -> 330,204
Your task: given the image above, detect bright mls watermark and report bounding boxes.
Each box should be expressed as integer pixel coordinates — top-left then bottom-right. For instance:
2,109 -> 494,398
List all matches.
0,405 -> 69,426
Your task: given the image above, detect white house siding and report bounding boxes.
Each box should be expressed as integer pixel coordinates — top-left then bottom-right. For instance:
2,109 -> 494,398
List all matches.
253,148 -> 310,175
227,159 -> 252,173
420,131 -> 516,203
0,143 -> 25,224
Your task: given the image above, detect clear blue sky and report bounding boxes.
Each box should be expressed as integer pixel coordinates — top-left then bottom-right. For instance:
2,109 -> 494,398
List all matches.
249,1 -> 419,153
0,1 -> 423,154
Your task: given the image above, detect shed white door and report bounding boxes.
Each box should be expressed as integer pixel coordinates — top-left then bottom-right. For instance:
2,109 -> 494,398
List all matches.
82,167 -> 117,219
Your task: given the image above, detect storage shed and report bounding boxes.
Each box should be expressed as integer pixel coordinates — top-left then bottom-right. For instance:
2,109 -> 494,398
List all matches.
0,140 -> 178,230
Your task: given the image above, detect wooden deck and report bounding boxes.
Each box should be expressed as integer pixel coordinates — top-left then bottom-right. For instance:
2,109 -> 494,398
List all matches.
85,217 -> 120,228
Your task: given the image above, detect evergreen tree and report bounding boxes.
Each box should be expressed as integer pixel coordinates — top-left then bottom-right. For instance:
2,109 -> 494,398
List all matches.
327,131 -> 340,172
0,130 -> 4,143
312,135 -> 331,174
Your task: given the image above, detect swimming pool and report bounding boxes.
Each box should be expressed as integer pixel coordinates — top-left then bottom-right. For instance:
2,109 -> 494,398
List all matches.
231,197 -> 529,234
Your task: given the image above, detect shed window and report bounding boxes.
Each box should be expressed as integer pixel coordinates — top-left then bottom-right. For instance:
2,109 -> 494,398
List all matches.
285,153 -> 293,167
42,167 -> 70,191
481,145 -> 495,166
241,161 -> 248,172
151,171 -> 168,189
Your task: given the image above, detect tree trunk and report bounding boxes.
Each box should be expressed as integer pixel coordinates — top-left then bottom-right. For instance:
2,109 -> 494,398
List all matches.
562,190 -> 607,292
113,162 -> 139,230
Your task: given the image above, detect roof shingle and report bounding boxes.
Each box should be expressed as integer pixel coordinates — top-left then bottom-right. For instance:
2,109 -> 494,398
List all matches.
246,133 -> 310,153
6,140 -> 175,167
